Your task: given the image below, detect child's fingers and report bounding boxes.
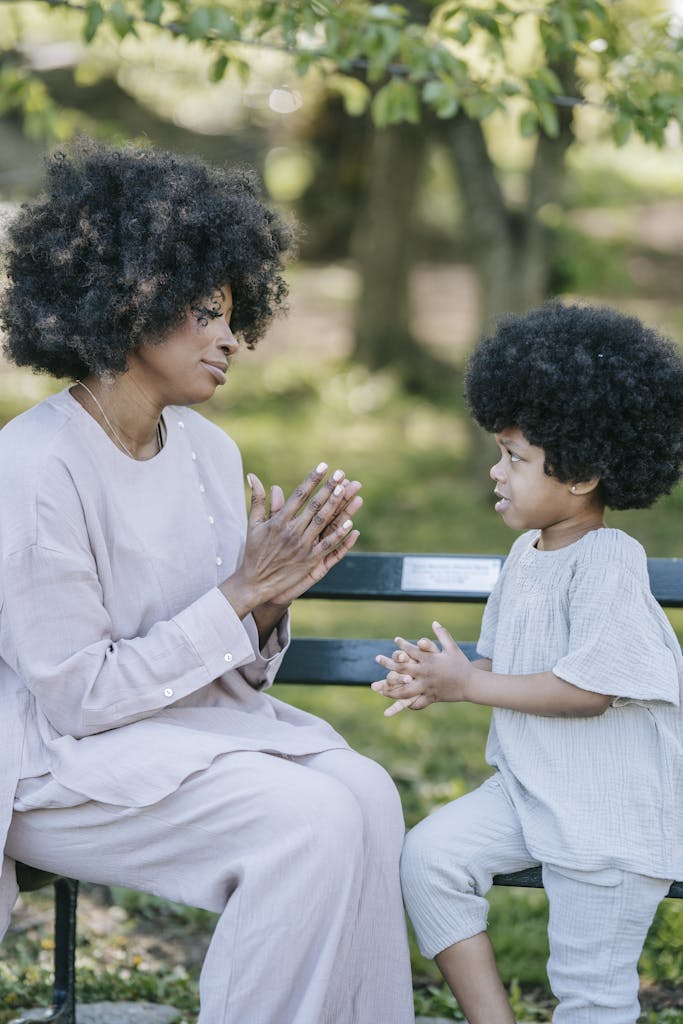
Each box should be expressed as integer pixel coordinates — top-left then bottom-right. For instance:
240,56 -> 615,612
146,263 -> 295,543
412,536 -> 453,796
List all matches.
375,655 -> 415,676
432,620 -> 458,653
384,696 -> 420,717
394,636 -> 422,659
417,636 -> 439,653
371,671 -> 414,690
391,649 -> 419,664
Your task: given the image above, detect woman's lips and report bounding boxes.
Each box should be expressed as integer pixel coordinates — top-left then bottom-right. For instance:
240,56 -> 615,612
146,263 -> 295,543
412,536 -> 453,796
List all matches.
201,361 -> 227,384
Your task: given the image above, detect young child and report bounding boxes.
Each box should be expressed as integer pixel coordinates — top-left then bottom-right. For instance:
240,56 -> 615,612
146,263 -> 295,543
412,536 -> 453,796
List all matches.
372,301 -> 683,1024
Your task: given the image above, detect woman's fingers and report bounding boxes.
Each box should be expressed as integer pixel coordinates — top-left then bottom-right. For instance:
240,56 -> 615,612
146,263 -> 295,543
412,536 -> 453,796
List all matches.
308,527 -> 361,584
281,463 -> 346,525
280,462 -> 332,520
269,484 -> 285,515
246,473 -> 268,524
318,482 -> 363,540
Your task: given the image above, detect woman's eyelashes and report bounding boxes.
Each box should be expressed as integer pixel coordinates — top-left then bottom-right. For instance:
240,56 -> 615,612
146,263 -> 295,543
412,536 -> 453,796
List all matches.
191,290 -> 230,326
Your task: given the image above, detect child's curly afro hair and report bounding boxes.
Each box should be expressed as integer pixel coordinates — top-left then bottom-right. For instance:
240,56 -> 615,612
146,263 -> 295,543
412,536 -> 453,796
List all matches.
465,300 -> 683,510
0,137 -> 296,379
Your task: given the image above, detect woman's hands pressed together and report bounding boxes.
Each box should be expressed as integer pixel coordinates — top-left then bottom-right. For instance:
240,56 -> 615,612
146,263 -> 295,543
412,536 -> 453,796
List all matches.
372,622 -> 475,717
220,462 -> 362,628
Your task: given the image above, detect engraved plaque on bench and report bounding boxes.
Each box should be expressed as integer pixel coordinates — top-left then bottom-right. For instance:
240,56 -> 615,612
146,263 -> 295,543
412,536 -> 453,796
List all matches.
400,556 -> 501,595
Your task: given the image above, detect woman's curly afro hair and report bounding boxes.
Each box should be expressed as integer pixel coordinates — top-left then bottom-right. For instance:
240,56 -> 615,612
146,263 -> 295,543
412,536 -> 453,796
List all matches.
465,300 -> 683,510
0,137 -> 296,379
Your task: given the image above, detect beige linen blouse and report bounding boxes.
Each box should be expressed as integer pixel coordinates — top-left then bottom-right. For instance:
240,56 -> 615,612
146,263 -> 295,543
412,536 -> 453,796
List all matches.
0,389 -> 348,936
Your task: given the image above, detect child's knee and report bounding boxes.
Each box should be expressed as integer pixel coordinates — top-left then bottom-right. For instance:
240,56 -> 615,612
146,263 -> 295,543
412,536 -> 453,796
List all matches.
400,816 -> 471,904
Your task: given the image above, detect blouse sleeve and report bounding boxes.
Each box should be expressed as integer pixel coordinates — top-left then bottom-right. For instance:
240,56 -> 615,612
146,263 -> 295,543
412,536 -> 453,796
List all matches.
0,541 -> 261,738
233,610 -> 291,691
552,561 -> 681,705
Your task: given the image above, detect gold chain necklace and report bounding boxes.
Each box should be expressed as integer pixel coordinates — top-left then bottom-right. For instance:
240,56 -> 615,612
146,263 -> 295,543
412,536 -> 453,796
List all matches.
75,380 -> 161,459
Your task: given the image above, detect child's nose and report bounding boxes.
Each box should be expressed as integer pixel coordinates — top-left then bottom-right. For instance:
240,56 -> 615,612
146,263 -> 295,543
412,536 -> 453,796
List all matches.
490,459 -> 504,482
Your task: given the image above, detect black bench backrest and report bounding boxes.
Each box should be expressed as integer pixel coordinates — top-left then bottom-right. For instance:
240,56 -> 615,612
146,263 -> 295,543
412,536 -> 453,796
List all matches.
278,552 -> 682,686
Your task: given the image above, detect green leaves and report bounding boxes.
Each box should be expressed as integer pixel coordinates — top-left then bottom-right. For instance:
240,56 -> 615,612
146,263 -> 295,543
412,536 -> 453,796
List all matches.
372,77 -> 420,126
422,79 -> 459,119
209,53 -> 229,83
83,1 -> 104,42
13,0 -> 683,145
108,0 -> 136,39
141,0 -> 163,23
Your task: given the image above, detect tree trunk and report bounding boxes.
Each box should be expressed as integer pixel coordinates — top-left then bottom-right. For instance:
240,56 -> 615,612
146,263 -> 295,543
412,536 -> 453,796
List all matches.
436,107 -> 575,483
350,121 -> 428,374
437,112 -> 527,327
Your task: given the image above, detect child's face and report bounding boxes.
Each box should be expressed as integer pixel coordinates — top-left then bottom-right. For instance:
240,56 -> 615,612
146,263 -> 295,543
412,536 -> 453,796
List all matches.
490,427 -> 581,533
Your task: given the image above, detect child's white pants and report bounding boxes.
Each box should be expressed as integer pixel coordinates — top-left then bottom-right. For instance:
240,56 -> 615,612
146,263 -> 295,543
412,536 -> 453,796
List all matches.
8,748 -> 415,1024
400,774 -> 671,1024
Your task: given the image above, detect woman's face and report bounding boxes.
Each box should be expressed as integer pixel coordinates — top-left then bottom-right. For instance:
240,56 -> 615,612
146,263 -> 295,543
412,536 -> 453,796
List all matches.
128,285 -> 238,407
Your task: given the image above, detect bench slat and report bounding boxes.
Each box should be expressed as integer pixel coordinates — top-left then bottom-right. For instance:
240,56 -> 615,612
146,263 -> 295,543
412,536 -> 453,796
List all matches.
278,638 -> 480,685
299,552 -> 683,606
492,867 -> 682,900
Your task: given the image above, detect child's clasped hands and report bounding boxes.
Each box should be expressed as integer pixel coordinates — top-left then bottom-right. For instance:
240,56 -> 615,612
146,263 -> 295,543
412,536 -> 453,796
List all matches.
372,621 -> 474,716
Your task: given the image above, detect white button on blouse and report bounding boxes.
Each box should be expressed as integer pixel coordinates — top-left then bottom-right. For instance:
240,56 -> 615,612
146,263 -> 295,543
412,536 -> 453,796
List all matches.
208,515 -> 215,525
224,653 -> 233,663
163,687 -> 174,698
216,556 -> 223,566
199,484 -> 205,493
191,452 -> 197,461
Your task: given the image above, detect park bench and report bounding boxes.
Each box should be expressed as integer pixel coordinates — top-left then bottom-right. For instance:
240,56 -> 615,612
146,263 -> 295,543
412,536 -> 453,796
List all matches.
9,550 -> 683,1024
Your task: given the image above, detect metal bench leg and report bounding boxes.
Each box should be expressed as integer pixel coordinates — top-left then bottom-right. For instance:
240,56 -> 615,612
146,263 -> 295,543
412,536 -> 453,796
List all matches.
10,877 -> 78,1024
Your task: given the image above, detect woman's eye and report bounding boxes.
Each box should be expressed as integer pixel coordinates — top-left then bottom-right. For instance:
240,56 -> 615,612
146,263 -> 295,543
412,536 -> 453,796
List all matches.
191,301 -> 222,326
509,451 -> 521,463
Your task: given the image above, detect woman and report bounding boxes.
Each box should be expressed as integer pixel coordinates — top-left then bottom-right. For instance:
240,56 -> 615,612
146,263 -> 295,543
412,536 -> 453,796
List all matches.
0,139 -> 415,1024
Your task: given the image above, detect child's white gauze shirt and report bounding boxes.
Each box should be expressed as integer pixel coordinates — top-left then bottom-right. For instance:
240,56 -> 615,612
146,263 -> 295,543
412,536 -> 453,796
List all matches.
477,528 -> 683,879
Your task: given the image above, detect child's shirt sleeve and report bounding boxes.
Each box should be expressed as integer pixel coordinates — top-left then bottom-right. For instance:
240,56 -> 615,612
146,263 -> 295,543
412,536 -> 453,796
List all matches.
476,532 -> 532,661
476,575 -> 502,661
552,560 -> 681,705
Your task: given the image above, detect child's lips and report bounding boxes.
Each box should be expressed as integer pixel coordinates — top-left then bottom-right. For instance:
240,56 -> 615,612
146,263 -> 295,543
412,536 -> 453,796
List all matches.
494,491 -> 510,513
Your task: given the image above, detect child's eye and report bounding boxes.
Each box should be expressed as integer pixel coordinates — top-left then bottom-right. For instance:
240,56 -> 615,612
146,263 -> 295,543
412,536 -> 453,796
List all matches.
508,451 -> 521,463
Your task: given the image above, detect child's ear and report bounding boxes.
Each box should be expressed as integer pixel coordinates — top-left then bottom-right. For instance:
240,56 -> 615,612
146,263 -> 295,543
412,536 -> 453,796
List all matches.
569,476 -> 601,496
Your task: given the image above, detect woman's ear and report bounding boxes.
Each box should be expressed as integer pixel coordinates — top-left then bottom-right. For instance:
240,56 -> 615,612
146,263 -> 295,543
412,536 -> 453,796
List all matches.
569,476 -> 601,496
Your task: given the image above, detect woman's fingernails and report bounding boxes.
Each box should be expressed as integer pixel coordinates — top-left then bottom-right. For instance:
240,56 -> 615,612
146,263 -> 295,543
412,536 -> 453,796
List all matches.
315,462 -> 328,474
333,485 -> 343,496
246,474 -> 254,488
332,469 -> 344,482
342,519 -> 352,530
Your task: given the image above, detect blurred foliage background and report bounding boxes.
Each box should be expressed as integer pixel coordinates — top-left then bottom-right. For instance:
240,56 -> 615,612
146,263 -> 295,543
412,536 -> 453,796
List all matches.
0,1 -> 682,1020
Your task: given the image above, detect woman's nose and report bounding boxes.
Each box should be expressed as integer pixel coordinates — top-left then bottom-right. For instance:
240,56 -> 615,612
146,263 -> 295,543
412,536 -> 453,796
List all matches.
218,327 -> 239,355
